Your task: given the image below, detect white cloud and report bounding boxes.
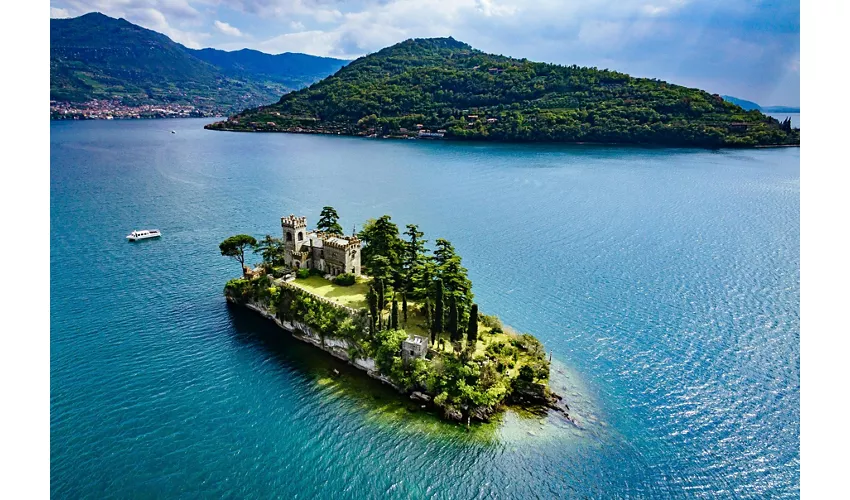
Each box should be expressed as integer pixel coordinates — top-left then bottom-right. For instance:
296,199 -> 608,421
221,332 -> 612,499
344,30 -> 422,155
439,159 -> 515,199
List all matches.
475,0 -> 517,17
214,20 -> 243,37
255,30 -> 344,56
56,0 -> 201,20
51,1 -> 210,47
51,7 -> 71,18
49,0 -> 799,104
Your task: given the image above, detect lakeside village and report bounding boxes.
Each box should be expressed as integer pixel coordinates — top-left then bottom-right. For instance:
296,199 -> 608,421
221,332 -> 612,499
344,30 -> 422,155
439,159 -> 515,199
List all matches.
50,99 -> 225,120
220,207 -> 573,425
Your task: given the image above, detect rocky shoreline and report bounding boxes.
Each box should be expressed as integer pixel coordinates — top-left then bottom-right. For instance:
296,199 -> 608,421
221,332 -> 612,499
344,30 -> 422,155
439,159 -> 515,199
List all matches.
204,123 -> 799,149
231,297 -> 576,426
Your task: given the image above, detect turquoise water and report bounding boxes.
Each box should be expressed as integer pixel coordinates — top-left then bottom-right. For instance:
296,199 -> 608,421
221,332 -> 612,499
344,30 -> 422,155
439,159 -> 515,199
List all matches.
51,119 -> 799,498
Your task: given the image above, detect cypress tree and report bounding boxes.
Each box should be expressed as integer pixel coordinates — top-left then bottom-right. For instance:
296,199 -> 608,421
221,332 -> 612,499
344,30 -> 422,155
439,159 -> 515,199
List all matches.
458,305 -> 465,340
448,295 -> 458,342
433,279 -> 444,337
367,285 -> 378,334
391,296 -> 399,330
426,296 -> 435,344
377,278 -> 385,330
467,303 -> 479,344
402,290 -> 408,326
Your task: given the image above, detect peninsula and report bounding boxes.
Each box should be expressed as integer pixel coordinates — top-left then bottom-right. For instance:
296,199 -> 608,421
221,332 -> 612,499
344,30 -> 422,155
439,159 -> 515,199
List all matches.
205,37 -> 799,148
220,207 -> 569,425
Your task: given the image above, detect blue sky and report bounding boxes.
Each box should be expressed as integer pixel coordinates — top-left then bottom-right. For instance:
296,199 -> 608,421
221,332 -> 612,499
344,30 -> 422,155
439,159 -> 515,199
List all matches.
49,0 -> 800,106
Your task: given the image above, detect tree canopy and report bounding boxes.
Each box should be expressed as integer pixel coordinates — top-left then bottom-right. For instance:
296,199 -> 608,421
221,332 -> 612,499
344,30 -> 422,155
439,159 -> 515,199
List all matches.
210,37 -> 800,148
317,206 -> 344,235
224,211 -> 553,424
219,234 -> 258,272
254,234 -> 286,267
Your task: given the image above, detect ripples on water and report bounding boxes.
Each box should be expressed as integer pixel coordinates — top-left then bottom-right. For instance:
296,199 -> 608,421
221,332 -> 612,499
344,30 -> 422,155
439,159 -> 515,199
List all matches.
51,119 -> 799,498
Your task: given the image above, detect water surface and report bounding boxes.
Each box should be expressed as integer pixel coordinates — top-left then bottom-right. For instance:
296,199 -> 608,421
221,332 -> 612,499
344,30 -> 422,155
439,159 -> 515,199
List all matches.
51,119 -> 800,498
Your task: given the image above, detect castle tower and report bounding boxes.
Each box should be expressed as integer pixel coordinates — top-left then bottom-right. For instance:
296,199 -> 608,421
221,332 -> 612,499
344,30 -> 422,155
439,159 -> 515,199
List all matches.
281,214 -> 308,268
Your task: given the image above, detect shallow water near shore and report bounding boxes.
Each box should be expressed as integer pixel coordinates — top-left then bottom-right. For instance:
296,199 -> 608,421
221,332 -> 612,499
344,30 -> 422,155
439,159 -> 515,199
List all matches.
51,118 -> 799,498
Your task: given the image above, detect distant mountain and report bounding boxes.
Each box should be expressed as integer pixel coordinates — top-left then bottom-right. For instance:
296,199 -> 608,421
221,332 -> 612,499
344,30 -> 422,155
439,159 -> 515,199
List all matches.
50,12 -> 348,115
188,48 -> 347,89
721,95 -> 761,111
721,96 -> 800,113
761,105 -> 800,113
208,37 -> 799,147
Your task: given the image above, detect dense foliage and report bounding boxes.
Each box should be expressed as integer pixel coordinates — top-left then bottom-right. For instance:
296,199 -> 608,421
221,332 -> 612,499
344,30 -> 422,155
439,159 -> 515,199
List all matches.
220,208 -> 553,423
50,13 -> 346,114
211,37 -> 799,147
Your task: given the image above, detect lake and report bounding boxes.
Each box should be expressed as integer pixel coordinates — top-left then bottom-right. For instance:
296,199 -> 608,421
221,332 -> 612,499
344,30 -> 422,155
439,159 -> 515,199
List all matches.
50,118 -> 800,498
764,112 -> 801,129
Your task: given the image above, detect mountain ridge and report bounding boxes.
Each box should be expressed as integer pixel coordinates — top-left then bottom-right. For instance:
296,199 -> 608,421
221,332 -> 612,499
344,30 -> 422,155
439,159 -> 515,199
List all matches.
207,37 -> 800,148
721,95 -> 800,113
50,12 -> 348,115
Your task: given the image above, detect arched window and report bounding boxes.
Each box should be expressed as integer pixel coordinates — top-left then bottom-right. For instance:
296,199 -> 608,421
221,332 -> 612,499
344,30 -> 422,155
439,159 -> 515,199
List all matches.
297,232 -> 304,241
286,232 -> 292,242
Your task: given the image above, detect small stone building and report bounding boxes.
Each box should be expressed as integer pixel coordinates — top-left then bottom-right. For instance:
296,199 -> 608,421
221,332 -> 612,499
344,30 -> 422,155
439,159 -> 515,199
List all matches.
281,214 -> 362,276
401,335 -> 429,364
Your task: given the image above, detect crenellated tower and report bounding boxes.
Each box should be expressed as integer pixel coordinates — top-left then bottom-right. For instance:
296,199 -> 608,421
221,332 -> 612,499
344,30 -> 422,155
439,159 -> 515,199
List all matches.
281,214 -> 308,267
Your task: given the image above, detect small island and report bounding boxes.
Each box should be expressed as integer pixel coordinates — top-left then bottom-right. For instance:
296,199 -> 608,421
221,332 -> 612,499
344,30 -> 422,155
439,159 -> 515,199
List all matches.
221,207 -> 569,425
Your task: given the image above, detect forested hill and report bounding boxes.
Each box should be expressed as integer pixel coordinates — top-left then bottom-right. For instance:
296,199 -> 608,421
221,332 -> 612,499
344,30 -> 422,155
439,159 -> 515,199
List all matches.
50,13 -> 347,114
188,48 -> 347,90
208,37 -> 799,147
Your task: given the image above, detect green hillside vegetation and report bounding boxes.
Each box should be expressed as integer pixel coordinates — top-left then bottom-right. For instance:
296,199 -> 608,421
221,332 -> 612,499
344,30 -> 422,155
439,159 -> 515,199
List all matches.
209,37 -> 799,147
50,13 -> 347,114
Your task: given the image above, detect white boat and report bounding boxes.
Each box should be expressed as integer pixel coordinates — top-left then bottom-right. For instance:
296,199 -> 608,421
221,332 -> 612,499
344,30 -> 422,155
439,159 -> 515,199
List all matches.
126,229 -> 161,241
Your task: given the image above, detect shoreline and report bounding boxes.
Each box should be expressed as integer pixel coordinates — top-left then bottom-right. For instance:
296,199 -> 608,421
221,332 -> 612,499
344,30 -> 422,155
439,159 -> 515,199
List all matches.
203,125 -> 801,150
229,294 -> 576,426
235,297 -> 404,392
51,114 -> 225,121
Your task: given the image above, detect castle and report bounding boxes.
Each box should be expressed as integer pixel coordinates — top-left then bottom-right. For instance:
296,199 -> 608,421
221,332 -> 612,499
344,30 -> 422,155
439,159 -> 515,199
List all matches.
281,215 -> 362,276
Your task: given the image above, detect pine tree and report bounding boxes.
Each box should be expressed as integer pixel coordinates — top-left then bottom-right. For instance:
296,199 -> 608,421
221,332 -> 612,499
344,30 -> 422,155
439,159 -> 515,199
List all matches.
467,303 -> 479,344
403,224 -> 427,293
358,215 -> 403,275
391,296 -> 399,330
434,238 -> 456,268
317,206 -> 344,235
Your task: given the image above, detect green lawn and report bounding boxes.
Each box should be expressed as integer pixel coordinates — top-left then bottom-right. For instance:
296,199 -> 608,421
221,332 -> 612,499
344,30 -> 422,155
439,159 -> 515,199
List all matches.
288,277 -> 535,375
290,275 -> 370,309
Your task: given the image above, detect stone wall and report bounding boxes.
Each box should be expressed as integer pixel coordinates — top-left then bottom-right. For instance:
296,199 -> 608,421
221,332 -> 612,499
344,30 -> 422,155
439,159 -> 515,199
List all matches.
231,287 -> 401,392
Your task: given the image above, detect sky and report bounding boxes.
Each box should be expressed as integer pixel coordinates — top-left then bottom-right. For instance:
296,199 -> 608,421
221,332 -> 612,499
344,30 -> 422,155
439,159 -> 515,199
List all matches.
49,0 -> 800,106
